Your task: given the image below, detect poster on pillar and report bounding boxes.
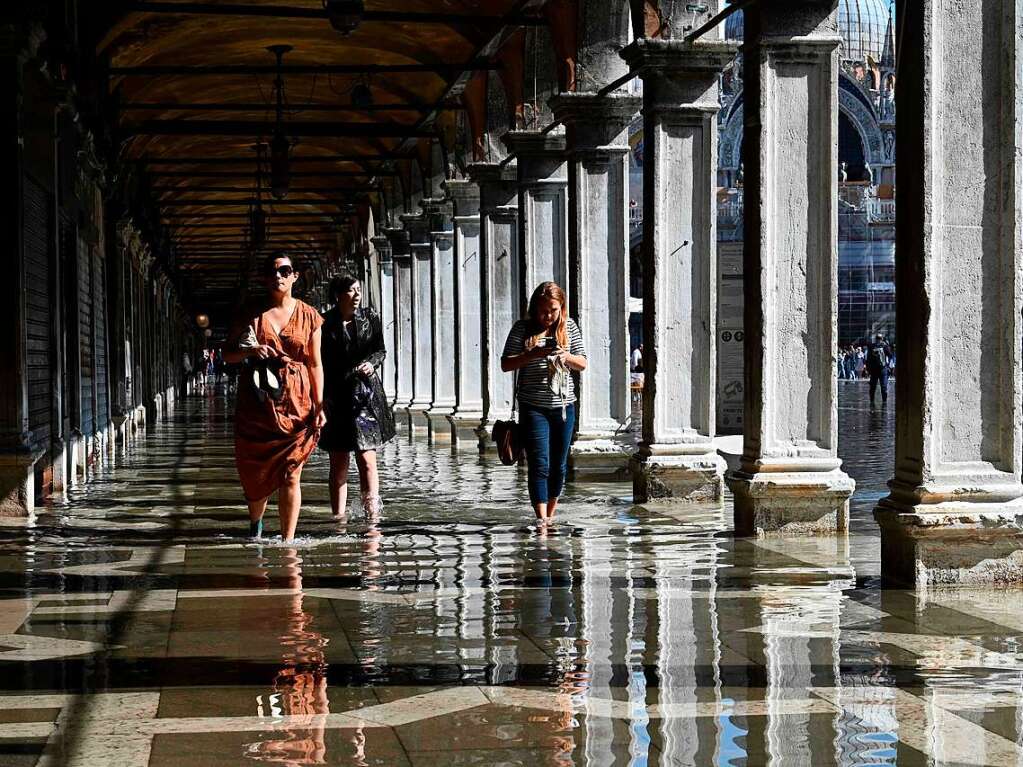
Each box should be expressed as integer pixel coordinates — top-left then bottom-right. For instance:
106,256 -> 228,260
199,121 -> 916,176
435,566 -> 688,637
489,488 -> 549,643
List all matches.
717,242 -> 743,435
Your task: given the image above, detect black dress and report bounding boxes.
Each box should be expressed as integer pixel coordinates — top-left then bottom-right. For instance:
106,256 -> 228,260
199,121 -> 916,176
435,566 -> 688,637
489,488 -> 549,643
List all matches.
318,306 -> 396,452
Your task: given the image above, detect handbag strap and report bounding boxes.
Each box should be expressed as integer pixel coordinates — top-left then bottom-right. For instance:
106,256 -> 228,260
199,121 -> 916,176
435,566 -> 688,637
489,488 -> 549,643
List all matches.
511,368 -> 519,421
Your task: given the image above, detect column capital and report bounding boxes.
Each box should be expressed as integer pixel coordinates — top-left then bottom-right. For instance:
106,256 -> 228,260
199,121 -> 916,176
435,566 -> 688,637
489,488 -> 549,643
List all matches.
399,213 -> 431,252
383,226 -> 410,259
550,92 -> 642,152
370,234 -> 392,263
620,38 -> 738,78
500,130 -> 567,160
442,178 -> 480,218
466,161 -> 517,185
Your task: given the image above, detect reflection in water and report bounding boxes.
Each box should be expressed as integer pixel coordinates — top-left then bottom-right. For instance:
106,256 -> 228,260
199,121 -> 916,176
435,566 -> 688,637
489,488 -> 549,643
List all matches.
247,548 -> 331,765
16,390 -> 1023,766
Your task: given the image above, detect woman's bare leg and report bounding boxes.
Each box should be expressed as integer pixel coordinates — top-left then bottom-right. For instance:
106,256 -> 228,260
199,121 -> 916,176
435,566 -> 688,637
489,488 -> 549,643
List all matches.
532,501 -> 548,522
328,451 -> 351,517
279,469 -> 303,541
355,450 -> 379,507
248,496 -> 269,525
546,497 -> 559,521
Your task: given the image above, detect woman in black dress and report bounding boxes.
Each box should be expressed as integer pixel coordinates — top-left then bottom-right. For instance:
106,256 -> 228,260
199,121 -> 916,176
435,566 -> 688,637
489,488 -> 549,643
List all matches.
319,273 -> 396,516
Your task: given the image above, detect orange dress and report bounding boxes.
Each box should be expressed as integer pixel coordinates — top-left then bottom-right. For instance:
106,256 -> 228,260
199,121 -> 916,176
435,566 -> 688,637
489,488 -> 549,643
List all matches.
234,300 -> 324,501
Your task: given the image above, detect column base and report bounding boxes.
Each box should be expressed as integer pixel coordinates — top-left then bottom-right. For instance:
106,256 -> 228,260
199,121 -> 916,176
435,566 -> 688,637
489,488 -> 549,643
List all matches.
426,407 -> 454,444
0,449 -> 44,517
571,437 -> 632,481
448,412 -> 484,449
875,500 -> 1023,586
631,444 -> 726,503
727,468 -> 854,536
408,404 -> 430,435
476,418 -> 499,454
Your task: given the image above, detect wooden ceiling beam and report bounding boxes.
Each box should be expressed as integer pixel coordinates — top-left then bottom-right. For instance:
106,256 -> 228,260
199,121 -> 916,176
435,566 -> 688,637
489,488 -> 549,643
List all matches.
154,185 -> 378,193
109,62 -> 499,77
127,120 -> 435,138
137,154 -> 406,164
122,3 -> 546,25
149,170 -> 395,178
121,101 -> 459,114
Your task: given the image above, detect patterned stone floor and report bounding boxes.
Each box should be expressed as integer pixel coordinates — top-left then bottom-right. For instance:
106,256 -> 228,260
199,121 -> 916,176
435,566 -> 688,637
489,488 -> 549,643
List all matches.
2,390 -> 1023,765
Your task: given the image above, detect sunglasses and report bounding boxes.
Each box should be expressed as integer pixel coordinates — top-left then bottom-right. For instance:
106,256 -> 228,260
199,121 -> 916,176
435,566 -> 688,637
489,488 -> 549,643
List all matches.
267,265 -> 295,278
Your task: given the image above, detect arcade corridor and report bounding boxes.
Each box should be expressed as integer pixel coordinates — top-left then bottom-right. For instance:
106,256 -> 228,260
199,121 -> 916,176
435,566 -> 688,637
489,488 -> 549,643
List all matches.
3,392 -> 1023,765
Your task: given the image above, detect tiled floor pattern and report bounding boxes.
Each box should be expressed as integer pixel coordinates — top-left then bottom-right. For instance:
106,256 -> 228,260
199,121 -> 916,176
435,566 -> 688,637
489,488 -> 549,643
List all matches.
1,394 -> 1022,765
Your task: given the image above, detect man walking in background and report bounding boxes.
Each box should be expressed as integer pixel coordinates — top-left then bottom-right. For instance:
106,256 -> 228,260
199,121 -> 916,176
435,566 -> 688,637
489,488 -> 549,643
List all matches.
867,333 -> 892,406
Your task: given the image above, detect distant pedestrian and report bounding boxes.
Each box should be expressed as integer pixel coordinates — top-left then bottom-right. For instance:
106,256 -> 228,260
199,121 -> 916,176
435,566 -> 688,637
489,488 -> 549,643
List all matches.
867,333 -> 892,405
631,344 -> 644,372
501,282 -> 587,526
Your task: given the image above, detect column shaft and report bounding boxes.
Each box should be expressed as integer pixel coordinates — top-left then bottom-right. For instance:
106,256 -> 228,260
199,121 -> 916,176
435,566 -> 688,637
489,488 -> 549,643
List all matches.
621,40 -> 735,502
370,235 -> 396,400
387,227 -> 414,420
875,0 -> 1023,584
552,93 -> 640,479
468,163 -> 520,452
727,1 -> 854,533
403,214 -> 433,434
502,132 -> 570,302
427,228 -> 456,443
444,179 -> 484,448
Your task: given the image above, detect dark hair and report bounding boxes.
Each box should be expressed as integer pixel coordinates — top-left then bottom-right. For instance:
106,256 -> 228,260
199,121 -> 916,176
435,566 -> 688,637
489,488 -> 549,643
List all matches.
330,272 -> 360,305
262,251 -> 296,274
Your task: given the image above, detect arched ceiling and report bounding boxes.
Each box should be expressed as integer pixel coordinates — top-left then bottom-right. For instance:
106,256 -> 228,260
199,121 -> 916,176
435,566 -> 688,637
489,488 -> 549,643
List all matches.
86,0 -> 543,320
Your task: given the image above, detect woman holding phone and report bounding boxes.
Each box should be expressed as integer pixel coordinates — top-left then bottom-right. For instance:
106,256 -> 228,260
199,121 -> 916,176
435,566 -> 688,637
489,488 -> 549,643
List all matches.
501,282 -> 587,524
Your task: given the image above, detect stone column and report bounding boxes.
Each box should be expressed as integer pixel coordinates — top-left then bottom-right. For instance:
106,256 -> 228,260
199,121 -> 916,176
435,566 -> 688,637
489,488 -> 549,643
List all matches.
875,0 -> 1023,585
385,226 -> 414,419
0,27 -> 42,515
726,1 -> 855,534
402,213 -> 433,435
619,39 -> 735,503
467,162 -> 520,452
426,225 -> 456,443
551,93 -> 640,479
443,179 -> 484,448
370,234 -> 396,400
501,131 -> 569,301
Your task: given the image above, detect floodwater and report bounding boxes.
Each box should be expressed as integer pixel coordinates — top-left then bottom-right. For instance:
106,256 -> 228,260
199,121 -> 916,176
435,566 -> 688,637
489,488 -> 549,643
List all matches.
1,382 -> 1021,766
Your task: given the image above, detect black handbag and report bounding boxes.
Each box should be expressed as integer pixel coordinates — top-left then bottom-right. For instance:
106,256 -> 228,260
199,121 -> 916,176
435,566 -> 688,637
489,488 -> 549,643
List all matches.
492,370 -> 523,466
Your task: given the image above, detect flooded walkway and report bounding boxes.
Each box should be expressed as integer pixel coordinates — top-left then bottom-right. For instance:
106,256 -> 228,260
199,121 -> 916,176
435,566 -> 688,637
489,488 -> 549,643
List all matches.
2,392 -> 1023,766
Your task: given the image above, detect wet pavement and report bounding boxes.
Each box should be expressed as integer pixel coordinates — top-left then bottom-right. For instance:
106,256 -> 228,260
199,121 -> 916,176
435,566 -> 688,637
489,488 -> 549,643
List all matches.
2,383 -> 1023,766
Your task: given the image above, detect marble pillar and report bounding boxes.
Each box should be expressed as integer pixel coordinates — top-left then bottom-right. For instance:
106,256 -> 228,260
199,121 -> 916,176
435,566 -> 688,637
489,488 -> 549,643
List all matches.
551,92 -> 640,479
443,179 -> 484,448
619,39 -> 735,503
370,234 -> 396,400
427,227 -> 456,443
726,2 -> 855,534
875,0 -> 1023,585
403,214 -> 433,435
386,227 -> 414,420
501,131 -> 569,301
467,162 -> 520,452
0,32 -> 43,515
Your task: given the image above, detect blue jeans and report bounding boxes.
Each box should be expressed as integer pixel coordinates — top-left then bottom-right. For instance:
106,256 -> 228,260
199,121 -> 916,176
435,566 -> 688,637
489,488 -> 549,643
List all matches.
870,368 -> 889,403
520,402 -> 576,505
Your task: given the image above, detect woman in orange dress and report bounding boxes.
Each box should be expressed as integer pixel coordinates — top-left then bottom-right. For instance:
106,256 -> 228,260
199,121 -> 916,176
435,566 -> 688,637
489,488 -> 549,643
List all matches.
224,253 -> 326,541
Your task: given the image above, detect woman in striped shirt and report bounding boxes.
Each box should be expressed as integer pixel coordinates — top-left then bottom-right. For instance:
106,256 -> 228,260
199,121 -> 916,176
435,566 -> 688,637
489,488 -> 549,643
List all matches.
501,282 -> 587,524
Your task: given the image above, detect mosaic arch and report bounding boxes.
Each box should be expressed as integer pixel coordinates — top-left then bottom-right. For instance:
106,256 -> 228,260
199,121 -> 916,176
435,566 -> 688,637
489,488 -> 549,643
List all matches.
719,75 -> 890,173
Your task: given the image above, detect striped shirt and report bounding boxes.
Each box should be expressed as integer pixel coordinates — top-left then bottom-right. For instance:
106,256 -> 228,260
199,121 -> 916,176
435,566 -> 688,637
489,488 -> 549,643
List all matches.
502,318 -> 586,409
